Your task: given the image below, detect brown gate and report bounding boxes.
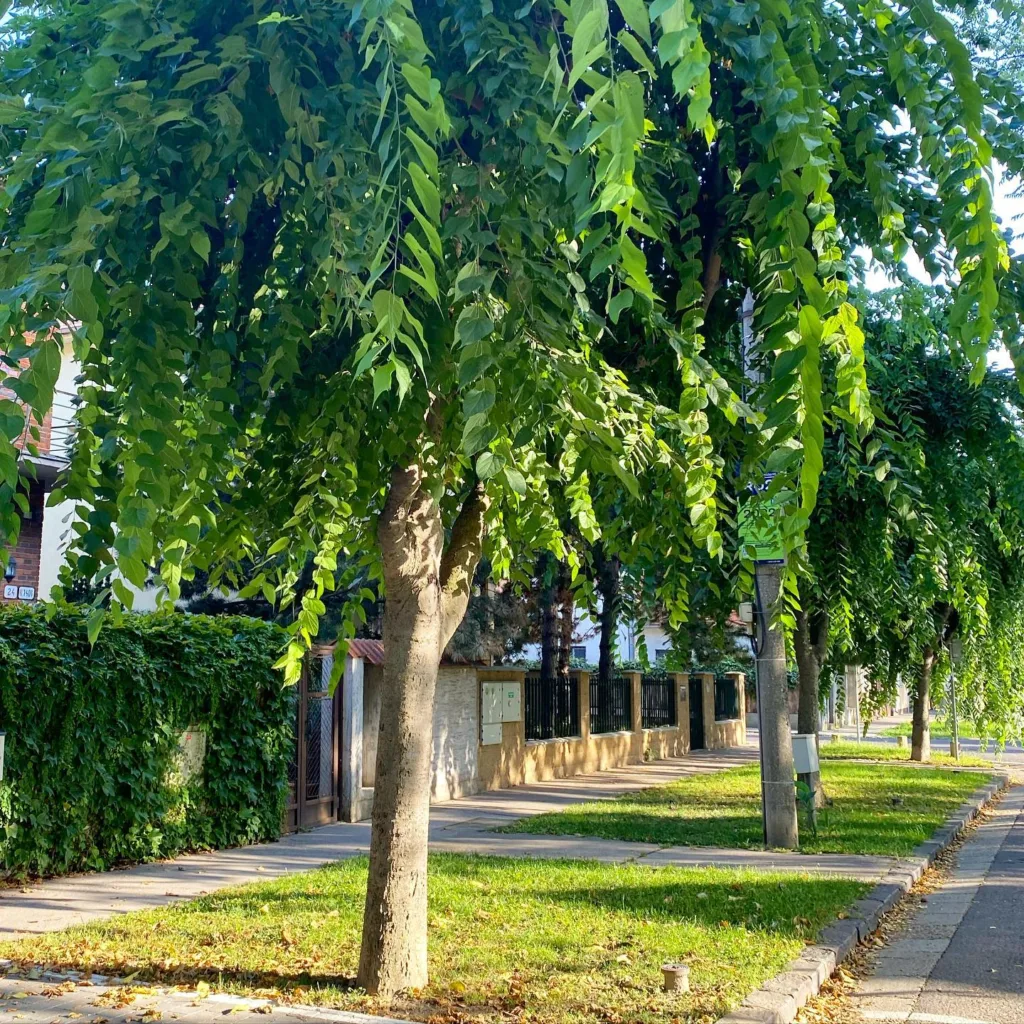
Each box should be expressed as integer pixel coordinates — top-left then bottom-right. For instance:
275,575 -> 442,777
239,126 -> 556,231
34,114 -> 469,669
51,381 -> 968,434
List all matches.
285,647 -> 340,831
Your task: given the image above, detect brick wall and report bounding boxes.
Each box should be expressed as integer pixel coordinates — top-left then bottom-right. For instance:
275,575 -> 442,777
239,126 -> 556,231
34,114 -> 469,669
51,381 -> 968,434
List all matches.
2,337 -> 55,455
1,482 -> 44,604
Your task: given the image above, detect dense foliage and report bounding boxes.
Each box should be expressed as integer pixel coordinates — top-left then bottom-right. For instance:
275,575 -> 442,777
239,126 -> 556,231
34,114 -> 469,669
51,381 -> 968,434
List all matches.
796,287 -> 1024,744
0,608 -> 292,877
1,0 -> 1020,659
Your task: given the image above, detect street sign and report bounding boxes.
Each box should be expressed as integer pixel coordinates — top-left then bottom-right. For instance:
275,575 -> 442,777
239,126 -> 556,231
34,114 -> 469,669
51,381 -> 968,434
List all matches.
738,474 -> 785,564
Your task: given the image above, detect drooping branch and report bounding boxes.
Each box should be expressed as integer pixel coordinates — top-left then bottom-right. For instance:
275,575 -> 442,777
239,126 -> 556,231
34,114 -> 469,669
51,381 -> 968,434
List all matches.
439,480 -> 490,647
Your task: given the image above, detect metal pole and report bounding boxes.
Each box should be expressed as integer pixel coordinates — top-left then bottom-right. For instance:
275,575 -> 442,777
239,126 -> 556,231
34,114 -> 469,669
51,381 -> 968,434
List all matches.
754,561 -> 799,849
949,662 -> 960,761
752,586 -> 767,846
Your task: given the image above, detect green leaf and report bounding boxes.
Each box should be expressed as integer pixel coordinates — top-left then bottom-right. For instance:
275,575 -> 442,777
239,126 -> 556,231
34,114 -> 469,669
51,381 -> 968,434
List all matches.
476,450 -> 505,480
462,413 -> 496,456
463,380 -> 495,417
173,64 -> 221,91
407,162 -> 440,223
615,0 -> 652,44
190,230 -> 211,262
454,263 -> 496,299
608,288 -> 634,323
503,467 -> 528,496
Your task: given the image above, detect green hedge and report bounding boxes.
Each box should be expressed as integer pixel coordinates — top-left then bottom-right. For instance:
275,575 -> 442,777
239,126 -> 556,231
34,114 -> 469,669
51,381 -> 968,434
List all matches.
0,607 -> 293,877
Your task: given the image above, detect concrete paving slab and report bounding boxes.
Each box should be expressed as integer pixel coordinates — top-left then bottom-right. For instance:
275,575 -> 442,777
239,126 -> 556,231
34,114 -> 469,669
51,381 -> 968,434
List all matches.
851,786 -> 1024,1024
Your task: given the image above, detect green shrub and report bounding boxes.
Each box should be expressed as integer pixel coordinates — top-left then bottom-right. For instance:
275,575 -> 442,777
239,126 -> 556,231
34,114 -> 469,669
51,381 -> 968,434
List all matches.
0,606 -> 293,877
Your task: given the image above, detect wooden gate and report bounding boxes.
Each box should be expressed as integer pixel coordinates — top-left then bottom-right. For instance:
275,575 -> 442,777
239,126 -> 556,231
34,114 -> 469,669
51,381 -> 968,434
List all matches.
284,647 -> 340,831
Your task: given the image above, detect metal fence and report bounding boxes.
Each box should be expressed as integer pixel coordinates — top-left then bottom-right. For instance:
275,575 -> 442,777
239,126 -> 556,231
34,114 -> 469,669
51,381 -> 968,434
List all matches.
641,675 -> 677,729
590,673 -> 633,734
714,674 -> 740,721
525,672 -> 581,740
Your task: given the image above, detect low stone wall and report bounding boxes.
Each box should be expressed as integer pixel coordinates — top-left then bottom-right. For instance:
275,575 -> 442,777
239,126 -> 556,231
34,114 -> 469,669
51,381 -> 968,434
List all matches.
477,669 -> 739,794
347,661 -> 747,820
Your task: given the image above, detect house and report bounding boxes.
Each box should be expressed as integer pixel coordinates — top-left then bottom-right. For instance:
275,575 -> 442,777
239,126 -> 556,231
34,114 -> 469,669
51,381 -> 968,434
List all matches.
521,612 -> 676,666
285,641 -> 748,829
2,332 -> 76,605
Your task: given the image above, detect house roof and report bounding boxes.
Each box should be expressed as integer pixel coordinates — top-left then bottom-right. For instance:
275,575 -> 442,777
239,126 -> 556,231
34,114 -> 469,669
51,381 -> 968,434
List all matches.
348,638 -> 385,665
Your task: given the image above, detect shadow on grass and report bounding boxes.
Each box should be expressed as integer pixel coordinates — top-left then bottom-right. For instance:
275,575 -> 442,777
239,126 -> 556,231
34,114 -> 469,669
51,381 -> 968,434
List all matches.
500,811 -> 765,847
5,870 -> 862,996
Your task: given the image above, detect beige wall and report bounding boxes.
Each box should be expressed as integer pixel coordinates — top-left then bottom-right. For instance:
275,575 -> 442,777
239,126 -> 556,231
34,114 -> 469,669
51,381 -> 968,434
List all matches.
701,671 -> 747,750
362,663 -> 480,800
477,670 -> 735,794
357,665 -> 746,818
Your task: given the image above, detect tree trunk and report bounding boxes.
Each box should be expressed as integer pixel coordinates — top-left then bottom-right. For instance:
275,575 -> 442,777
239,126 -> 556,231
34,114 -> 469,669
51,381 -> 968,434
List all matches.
539,554 -> 557,682
556,560 -> 572,682
595,544 -> 620,686
794,606 -> 829,738
912,646 -> 935,763
358,464 -> 487,997
793,605 -> 828,808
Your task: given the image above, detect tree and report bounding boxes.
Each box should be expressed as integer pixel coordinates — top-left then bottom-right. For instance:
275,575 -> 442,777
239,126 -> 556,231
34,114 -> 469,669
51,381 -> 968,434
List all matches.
1,0 -> 1019,995
836,288 -> 1024,761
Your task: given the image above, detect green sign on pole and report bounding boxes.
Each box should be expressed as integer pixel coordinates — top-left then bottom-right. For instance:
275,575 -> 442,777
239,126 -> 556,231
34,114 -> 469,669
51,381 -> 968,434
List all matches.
738,474 -> 785,564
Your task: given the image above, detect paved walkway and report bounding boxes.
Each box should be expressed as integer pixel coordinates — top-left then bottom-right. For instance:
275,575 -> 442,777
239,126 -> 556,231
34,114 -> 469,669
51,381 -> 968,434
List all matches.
0,745 -> 894,943
852,785 -> 1024,1023
0,974 -> 398,1022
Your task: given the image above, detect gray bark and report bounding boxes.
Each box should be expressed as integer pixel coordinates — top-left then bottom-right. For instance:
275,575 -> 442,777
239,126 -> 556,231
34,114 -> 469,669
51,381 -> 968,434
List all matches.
912,646 -> 935,763
357,464 -> 487,997
794,606 -> 829,738
755,562 -> 799,849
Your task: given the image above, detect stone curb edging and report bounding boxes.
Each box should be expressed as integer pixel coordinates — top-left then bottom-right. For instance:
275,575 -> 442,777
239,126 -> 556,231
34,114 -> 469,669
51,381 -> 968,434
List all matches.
714,772 -> 1011,1024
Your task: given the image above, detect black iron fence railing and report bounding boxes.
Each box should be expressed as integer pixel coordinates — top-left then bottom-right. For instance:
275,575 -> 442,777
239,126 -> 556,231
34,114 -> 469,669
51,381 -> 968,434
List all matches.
590,673 -> 633,734
641,675 -> 677,728
525,672 -> 581,740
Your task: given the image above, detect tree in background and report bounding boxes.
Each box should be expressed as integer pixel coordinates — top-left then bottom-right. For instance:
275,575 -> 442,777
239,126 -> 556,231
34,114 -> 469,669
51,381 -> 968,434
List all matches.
836,288 -> 1024,761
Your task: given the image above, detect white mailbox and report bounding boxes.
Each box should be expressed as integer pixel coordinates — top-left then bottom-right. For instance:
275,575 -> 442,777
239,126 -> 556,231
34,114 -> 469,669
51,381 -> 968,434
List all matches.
792,733 -> 820,774
503,682 -> 522,723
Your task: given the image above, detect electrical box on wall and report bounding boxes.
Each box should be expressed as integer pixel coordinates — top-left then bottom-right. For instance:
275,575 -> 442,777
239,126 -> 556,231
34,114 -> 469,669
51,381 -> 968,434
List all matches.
482,682 -> 503,726
480,680 -> 522,744
503,681 -> 521,722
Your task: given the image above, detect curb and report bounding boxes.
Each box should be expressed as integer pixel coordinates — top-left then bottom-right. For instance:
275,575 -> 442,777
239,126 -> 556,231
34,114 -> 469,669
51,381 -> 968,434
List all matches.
714,771 -> 1011,1024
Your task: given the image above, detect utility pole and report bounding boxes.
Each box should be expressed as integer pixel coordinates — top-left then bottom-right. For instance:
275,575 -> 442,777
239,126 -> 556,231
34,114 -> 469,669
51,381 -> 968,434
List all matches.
948,638 -> 962,761
754,561 -> 800,848
741,289 -> 799,850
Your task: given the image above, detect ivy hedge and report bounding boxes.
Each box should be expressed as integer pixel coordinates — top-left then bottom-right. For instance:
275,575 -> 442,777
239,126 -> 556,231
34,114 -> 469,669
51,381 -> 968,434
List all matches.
0,607 -> 294,877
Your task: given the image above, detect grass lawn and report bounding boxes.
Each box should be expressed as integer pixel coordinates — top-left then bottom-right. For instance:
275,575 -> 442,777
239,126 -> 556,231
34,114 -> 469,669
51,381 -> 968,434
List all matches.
0,854 -> 867,1024
819,739 -> 990,767
880,721 -> 979,740
498,761 -> 989,855
875,722 -> 1019,747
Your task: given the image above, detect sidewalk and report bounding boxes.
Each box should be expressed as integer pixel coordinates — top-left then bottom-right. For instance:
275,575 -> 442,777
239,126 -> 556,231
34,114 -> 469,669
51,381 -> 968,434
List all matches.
851,785 -> 1024,1023
0,745 -> 894,943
